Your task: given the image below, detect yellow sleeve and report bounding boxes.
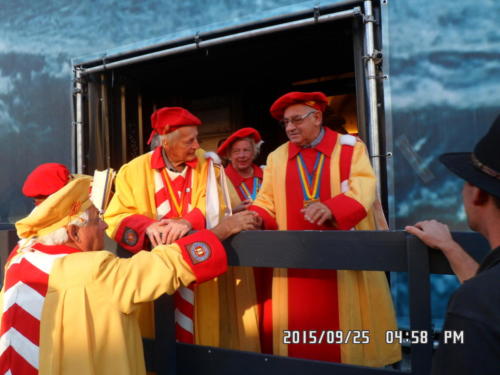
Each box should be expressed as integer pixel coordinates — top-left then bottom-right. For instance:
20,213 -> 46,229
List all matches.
103,161 -> 157,252
345,141 -> 376,210
324,141 -> 376,230
58,230 -> 228,314
250,152 -> 278,228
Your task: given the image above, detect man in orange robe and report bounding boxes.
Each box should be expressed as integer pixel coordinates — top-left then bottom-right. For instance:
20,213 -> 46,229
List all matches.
250,92 -> 400,366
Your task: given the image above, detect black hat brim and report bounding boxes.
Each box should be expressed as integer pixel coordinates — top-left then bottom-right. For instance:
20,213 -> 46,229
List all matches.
440,152 -> 500,199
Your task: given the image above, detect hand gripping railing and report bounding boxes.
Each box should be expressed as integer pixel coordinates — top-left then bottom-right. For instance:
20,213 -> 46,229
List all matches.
145,230 -> 489,375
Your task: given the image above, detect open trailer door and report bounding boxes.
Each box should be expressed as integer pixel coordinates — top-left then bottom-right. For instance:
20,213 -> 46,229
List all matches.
72,0 -> 388,214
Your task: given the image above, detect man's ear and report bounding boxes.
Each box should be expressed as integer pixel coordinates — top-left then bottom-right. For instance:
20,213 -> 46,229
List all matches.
67,224 -> 80,243
472,187 -> 489,206
314,111 -> 323,126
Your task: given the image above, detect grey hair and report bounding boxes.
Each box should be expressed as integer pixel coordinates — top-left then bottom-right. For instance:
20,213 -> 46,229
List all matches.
37,209 -> 90,246
150,130 -> 182,150
228,137 -> 261,160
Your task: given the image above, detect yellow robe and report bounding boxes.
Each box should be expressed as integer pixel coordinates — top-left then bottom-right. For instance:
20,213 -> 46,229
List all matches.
252,134 -> 401,366
104,149 -> 260,352
0,231 -> 225,375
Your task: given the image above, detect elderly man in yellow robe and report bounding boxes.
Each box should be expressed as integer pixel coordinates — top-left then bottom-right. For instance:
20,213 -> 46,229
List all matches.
0,175 -> 260,375
104,106 -> 260,351
249,91 -> 401,366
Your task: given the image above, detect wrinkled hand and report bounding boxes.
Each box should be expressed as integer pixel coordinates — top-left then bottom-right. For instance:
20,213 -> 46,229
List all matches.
146,220 -> 170,247
232,199 -> 252,213
211,211 -> 261,241
162,218 -> 192,245
300,202 -> 333,226
405,220 -> 456,251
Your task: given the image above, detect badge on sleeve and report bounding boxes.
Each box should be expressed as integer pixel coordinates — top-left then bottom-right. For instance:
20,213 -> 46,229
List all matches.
187,242 -> 212,264
123,227 -> 138,247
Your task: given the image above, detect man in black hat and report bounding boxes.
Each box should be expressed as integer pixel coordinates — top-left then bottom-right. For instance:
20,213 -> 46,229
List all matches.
406,115 -> 500,375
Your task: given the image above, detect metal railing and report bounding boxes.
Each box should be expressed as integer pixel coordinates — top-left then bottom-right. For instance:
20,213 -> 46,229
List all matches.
0,228 -> 490,374
144,230 -> 490,375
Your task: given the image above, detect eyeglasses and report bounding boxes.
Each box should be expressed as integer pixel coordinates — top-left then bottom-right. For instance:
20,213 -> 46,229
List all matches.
279,110 -> 317,127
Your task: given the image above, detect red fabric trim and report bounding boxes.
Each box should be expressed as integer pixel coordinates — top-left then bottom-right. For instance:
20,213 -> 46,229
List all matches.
0,304 -> 40,344
183,208 -> 205,230
175,230 -> 227,283
31,243 -> 82,255
339,143 -> 354,182
0,347 -> 38,375
4,260 -> 49,295
115,214 -> 156,253
225,164 -> 263,187
175,324 -> 194,344
248,205 -> 278,230
151,146 -> 199,170
253,267 -> 274,354
150,146 -> 164,169
323,194 -> 367,230
287,127 -> 338,159
288,268 -> 340,362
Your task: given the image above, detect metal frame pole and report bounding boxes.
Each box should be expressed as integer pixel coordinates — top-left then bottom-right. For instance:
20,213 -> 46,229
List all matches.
80,8 -> 361,75
74,67 -> 84,173
363,0 -> 382,195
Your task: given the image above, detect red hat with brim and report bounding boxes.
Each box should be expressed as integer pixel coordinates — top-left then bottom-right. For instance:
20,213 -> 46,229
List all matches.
22,163 -> 70,198
148,107 -> 202,144
217,127 -> 262,157
270,91 -> 329,120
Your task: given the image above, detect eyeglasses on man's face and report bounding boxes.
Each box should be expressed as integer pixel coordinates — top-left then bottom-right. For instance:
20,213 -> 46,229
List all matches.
279,110 -> 317,128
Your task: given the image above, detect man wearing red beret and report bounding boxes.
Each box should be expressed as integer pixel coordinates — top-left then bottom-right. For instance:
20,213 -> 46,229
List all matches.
104,107 -> 261,351
250,92 -> 401,365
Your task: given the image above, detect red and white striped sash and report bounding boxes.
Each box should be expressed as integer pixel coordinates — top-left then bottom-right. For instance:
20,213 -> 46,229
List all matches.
153,168 -> 195,344
0,248 -> 71,374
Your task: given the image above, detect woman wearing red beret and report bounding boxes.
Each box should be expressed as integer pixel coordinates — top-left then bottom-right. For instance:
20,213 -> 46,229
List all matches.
217,127 -> 264,209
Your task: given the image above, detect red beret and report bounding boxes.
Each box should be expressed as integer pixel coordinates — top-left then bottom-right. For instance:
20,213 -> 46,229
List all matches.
270,91 -> 329,120
148,107 -> 202,144
217,127 -> 262,157
22,163 -> 70,198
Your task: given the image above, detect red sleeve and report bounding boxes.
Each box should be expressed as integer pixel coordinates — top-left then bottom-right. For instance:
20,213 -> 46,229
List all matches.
323,194 -> 367,230
175,230 -> 227,283
115,214 -> 156,253
183,207 -> 206,230
249,205 -> 278,230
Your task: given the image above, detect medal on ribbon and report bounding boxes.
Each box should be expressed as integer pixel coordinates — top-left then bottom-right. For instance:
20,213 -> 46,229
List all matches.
161,168 -> 192,217
296,152 -> 325,207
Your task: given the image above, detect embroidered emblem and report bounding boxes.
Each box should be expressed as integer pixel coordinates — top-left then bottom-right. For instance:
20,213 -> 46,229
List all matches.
187,242 -> 211,264
123,227 -> 138,247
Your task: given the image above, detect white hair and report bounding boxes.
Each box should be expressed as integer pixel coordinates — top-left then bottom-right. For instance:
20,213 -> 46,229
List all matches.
36,210 -> 90,246
150,130 -> 181,150
228,137 -> 262,160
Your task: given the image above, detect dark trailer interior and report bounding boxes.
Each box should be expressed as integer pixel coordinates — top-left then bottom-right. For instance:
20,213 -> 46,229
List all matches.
73,0 -> 389,213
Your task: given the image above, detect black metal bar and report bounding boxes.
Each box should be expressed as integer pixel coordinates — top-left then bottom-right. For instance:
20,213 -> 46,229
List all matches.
406,235 -> 433,375
176,344 -> 400,375
153,294 -> 177,374
223,230 -> 408,271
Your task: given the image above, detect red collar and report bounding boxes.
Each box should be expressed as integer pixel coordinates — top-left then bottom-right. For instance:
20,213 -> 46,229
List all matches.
32,243 -> 83,255
225,164 -> 263,186
150,146 -> 198,170
288,127 -> 338,159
